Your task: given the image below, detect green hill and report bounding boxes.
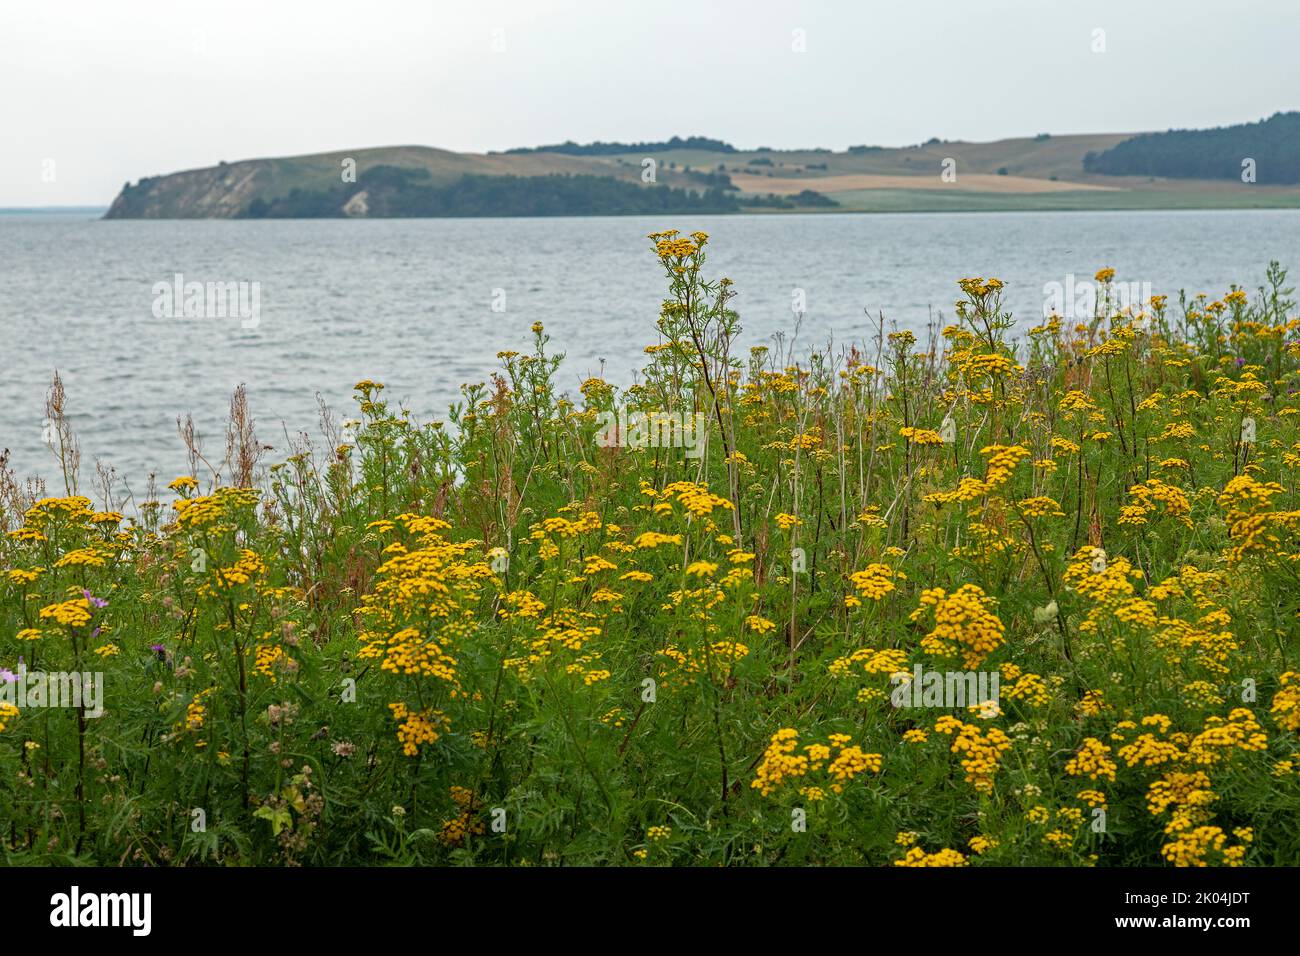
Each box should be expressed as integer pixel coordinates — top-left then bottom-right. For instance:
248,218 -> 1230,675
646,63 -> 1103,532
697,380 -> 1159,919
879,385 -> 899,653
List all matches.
104,118 -> 1300,219
1084,111 -> 1300,184
242,166 -> 748,218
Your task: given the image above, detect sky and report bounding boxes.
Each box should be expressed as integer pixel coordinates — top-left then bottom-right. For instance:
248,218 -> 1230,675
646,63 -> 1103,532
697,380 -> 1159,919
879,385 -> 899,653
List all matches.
3,0 -> 1299,206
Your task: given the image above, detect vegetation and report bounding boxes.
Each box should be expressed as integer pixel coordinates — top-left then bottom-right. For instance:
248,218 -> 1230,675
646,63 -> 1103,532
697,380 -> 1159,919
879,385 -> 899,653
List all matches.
4,234 -> 1300,866
504,136 -> 737,156
683,169 -> 738,191
1085,112 -> 1300,184
108,175 -> 170,218
244,168 -> 745,218
739,190 -> 840,210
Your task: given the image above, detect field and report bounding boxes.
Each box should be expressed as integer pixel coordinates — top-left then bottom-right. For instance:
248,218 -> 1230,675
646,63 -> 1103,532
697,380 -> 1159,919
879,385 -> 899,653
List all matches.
3,232 -> 1300,866
728,171 -> 1121,195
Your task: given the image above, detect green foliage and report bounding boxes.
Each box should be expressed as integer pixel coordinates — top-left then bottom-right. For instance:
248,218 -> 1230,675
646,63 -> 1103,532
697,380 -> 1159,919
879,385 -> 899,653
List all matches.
503,136 -> 737,156
1085,112 -> 1300,184
244,168 -> 743,218
2,237 -> 1300,867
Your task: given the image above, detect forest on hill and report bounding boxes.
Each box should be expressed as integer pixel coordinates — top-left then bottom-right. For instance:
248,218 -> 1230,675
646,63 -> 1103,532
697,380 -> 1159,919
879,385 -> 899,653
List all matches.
1084,111 -> 1300,184
243,166 -> 834,218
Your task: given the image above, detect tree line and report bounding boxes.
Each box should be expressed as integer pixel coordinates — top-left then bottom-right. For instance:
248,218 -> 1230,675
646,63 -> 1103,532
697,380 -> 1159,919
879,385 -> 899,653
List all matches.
1084,112 -> 1300,184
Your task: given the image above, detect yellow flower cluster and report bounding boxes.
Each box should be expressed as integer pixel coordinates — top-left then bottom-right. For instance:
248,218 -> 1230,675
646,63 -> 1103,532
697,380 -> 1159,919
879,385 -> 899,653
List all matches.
1017,496 -> 1065,519
899,426 -> 944,446
924,444 -> 1028,504
1161,825 -> 1252,867
847,563 -> 905,602
172,487 -> 259,531
656,641 -> 749,689
934,715 -> 1012,792
1216,474 -> 1298,563
39,597 -> 93,628
388,703 -> 448,757
53,547 -> 107,569
0,702 -> 19,733
634,531 -> 683,550
827,647 -> 908,678
1064,547 -> 1142,607
893,846 -> 969,867
1122,478 -> 1193,528
911,584 -> 1005,668
532,511 -> 602,539
659,481 -> 733,518
1065,737 -> 1118,782
213,549 -> 266,588
1271,672 -> 1300,732
751,729 -> 880,797
650,229 -> 703,259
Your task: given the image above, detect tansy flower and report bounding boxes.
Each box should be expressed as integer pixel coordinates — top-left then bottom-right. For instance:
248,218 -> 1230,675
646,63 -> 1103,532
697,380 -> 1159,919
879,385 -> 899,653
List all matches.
899,426 -> 944,446
849,564 -> 905,601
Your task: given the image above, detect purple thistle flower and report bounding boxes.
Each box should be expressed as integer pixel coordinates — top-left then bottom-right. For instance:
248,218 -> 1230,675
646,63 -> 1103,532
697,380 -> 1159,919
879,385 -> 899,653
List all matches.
0,668 -> 17,684
82,589 -> 109,609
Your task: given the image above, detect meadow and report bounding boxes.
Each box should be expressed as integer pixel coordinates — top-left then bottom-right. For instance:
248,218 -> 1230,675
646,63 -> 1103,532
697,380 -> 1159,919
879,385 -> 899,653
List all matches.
2,230 -> 1299,866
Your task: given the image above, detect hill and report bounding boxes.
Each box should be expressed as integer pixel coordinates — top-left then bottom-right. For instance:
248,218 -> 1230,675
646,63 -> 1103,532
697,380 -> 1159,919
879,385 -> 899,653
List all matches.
242,166 -> 749,218
104,119 -> 1300,219
1083,111 -> 1300,184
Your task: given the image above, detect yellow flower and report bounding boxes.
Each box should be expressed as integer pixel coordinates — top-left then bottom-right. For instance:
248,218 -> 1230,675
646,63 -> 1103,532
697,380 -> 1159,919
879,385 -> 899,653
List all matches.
911,584 -> 1004,668
968,835 -> 997,854
894,846 -> 968,867
39,598 -> 93,628
1018,496 -> 1065,519
849,564 -> 904,601
899,426 -> 944,446
634,531 -> 683,550
1271,672 -> 1300,733
5,568 -> 44,585
1066,738 -> 1118,782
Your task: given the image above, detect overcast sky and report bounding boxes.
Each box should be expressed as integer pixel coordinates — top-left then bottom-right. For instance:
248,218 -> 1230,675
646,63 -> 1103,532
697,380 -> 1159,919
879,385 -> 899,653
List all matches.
3,0 -> 1298,206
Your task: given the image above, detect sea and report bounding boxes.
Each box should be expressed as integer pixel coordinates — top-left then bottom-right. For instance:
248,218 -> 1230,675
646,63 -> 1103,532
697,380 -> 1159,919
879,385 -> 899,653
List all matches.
2,208 -> 1297,494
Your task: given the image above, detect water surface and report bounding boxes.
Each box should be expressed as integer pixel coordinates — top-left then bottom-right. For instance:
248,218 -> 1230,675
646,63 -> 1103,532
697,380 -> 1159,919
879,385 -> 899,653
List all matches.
2,209 -> 1296,491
